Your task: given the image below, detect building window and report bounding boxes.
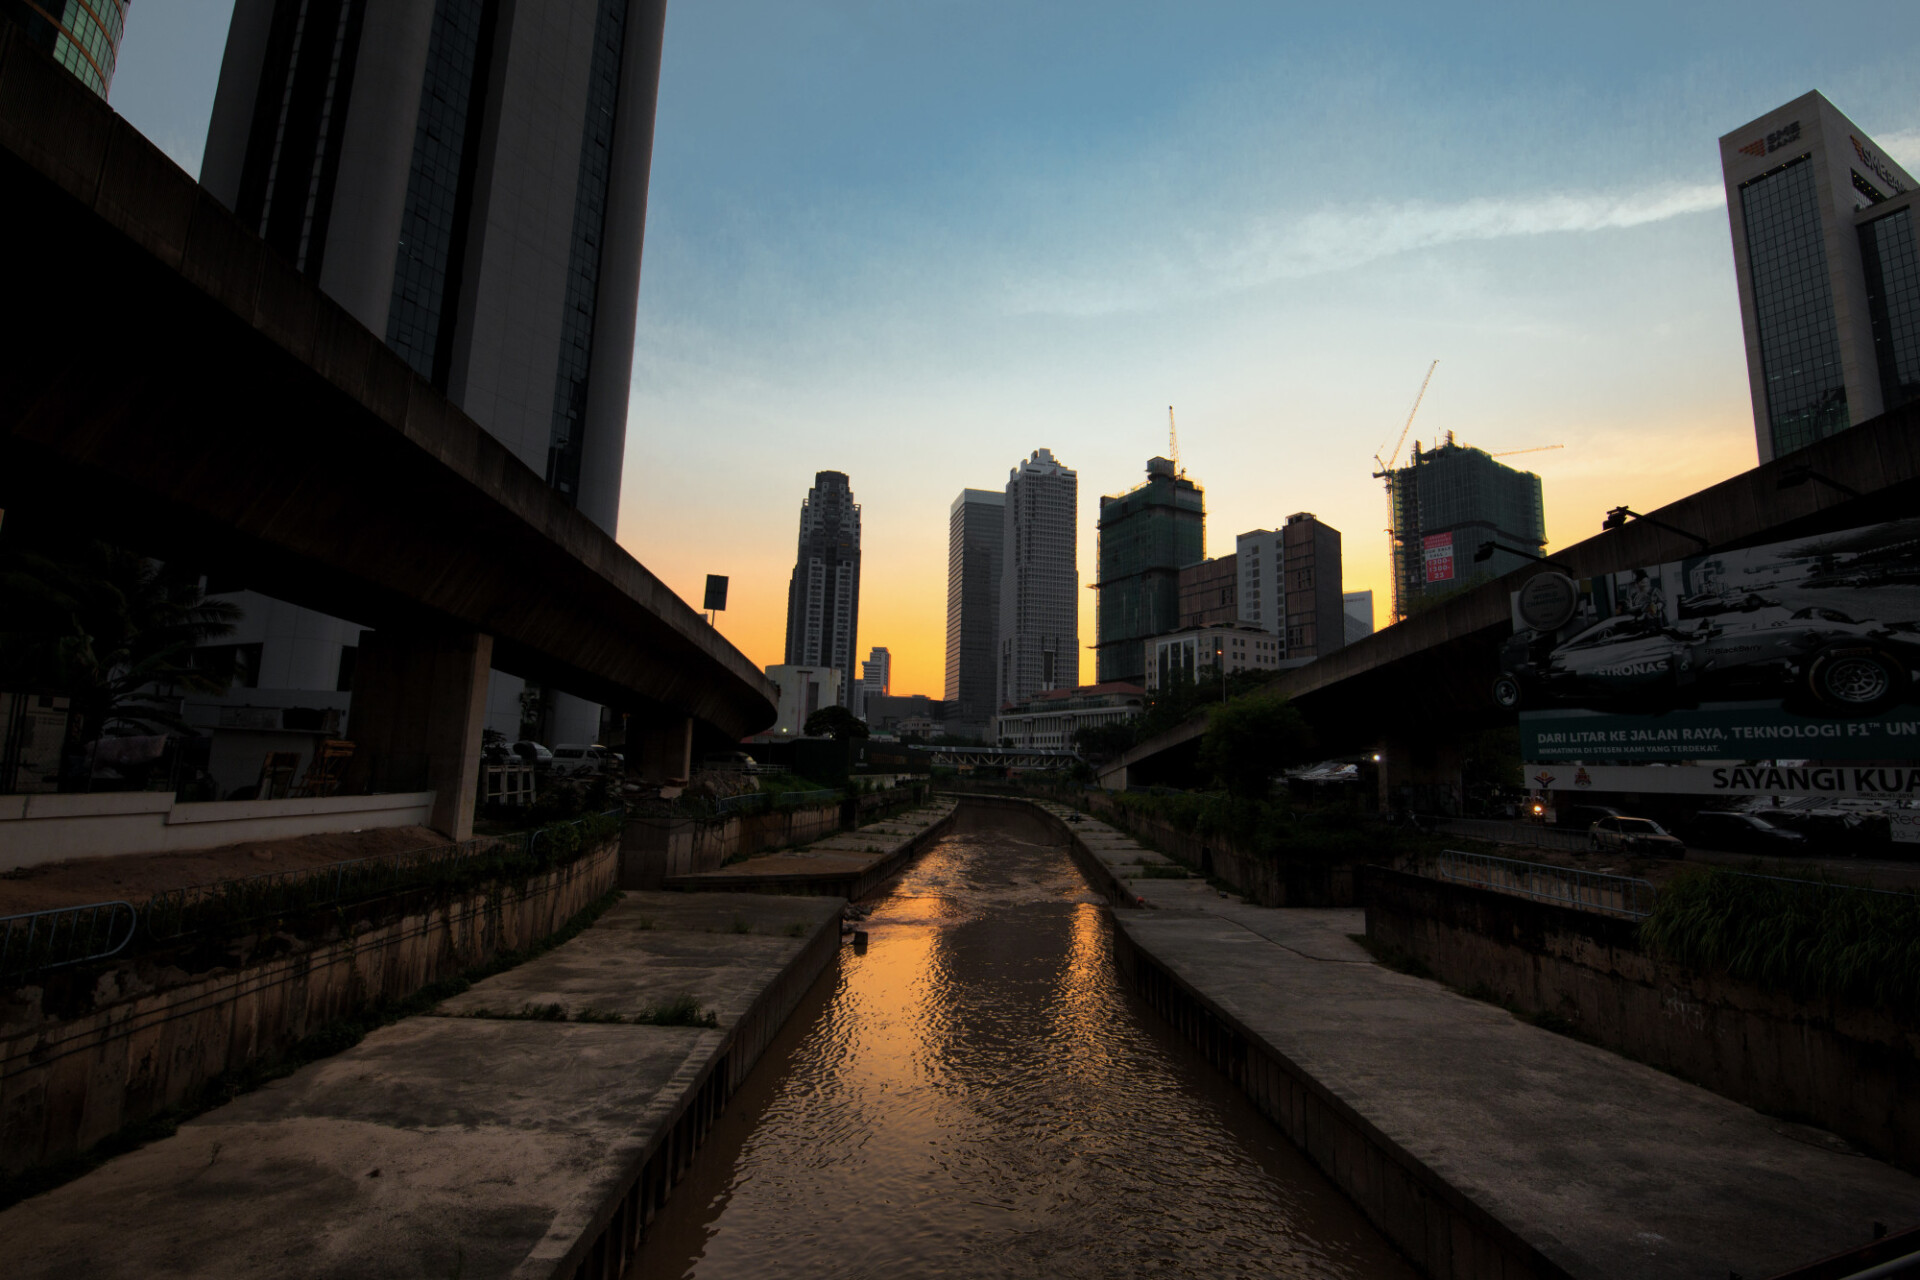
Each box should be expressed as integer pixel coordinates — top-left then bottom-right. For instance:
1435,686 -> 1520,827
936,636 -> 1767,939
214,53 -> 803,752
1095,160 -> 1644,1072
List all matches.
1861,207 -> 1920,413
1741,155 -> 1850,454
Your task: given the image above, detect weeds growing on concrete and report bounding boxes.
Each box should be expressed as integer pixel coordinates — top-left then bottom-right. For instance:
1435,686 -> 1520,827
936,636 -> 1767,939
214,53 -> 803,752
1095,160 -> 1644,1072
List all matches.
730,916 -> 752,934
0,888 -> 628,1213
1641,865 -> 1920,1009
785,921 -> 808,938
634,995 -> 718,1028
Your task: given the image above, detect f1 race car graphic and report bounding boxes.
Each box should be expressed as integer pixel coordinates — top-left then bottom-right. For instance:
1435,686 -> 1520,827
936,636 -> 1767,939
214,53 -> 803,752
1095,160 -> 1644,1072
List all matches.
1493,606 -> 1920,716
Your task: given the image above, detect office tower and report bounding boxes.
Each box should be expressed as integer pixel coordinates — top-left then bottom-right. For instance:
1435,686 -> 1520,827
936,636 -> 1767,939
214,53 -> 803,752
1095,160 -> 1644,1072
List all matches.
1,0 -> 128,97
1721,92 -> 1920,461
944,489 -> 1003,738
195,0 -> 668,762
1177,554 -> 1238,629
998,449 -> 1079,707
1281,513 -> 1345,659
1343,590 -> 1375,645
1095,457 -> 1203,684
1384,434 -> 1545,622
784,471 -> 862,702
857,646 -> 890,720
1236,529 -> 1286,638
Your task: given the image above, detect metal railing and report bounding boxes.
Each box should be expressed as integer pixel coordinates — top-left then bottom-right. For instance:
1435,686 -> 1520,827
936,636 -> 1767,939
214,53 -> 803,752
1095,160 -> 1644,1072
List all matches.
1,900 -> 138,980
1426,849 -> 1656,919
714,791 -> 772,816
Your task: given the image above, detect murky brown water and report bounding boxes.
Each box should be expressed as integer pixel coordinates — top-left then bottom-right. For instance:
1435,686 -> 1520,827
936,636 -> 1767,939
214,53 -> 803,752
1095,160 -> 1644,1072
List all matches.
634,805 -> 1416,1279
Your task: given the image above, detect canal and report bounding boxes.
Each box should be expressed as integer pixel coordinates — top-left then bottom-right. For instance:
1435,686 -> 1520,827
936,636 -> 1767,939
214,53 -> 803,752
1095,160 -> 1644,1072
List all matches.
635,803 -> 1416,1278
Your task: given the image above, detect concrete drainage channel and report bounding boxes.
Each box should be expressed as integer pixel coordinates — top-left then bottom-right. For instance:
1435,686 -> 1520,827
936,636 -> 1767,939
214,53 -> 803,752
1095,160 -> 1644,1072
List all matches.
0,806 -> 966,1279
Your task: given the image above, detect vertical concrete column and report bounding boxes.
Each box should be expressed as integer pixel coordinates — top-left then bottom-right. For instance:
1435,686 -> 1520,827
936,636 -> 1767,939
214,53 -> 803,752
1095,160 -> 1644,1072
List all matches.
345,628 -> 492,840
634,716 -> 692,786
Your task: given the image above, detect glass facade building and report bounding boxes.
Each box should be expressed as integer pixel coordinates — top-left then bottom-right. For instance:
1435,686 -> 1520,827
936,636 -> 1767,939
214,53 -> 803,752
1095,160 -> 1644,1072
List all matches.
1096,457 -> 1204,685
945,488 -> 1004,736
1721,92 -> 1920,462
1,0 -> 128,97
1739,157 -> 1850,454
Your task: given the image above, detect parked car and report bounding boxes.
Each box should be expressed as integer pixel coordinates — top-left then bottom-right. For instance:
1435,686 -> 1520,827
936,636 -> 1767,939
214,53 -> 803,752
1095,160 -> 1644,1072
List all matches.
550,743 -> 617,777
509,740 -> 554,769
1681,810 -> 1809,854
1588,815 -> 1687,857
1555,803 -> 1622,831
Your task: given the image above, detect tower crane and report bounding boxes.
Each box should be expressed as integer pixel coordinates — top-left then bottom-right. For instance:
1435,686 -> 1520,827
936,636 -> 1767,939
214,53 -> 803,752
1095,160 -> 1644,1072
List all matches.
1167,405 -> 1181,475
1372,359 -> 1437,479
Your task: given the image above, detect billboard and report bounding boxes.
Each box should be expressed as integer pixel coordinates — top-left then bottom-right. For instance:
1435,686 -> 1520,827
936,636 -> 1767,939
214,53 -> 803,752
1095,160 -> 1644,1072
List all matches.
1423,532 -> 1455,583
1498,518 -> 1920,762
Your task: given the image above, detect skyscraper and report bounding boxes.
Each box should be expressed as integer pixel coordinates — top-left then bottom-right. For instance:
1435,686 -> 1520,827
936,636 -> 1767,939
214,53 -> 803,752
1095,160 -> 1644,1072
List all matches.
784,471 -> 862,703
1720,92 -> 1920,461
998,449 -> 1078,708
1384,434 -> 1545,622
945,488 -> 1004,739
1095,457 -> 1203,684
194,0 -> 667,757
1236,528 -> 1286,637
1281,512 -> 1345,659
857,646 -> 890,721
1,0 -> 128,97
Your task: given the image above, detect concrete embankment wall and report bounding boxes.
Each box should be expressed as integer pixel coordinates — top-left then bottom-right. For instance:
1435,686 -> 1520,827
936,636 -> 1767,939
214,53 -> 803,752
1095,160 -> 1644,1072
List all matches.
559,911 -> 843,1280
622,788 -> 928,893
0,839 -> 619,1176
1014,798 -> 1560,1279
1364,866 -> 1919,1172
1084,793 -> 1358,906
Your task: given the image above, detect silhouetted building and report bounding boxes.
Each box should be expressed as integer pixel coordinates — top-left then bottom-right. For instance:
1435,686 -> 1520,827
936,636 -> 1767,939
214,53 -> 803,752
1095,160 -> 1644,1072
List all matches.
195,0 -> 668,763
785,471 -> 862,702
998,449 -> 1078,707
2,0 -> 128,97
1282,513 -> 1346,659
1384,437 -> 1544,622
945,488 -> 1004,738
857,646 -> 890,720
1177,554 -> 1238,628
1721,91 -> 1920,461
1096,457 -> 1203,684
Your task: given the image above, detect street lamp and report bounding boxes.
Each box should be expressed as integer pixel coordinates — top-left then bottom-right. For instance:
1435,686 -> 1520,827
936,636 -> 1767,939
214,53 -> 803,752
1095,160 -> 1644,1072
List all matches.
1776,463 -> 1863,499
1474,540 -> 1573,574
1601,506 -> 1709,551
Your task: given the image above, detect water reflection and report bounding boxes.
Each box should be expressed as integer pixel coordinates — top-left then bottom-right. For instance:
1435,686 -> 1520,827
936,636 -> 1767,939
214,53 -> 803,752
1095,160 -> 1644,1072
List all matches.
635,806 -> 1415,1279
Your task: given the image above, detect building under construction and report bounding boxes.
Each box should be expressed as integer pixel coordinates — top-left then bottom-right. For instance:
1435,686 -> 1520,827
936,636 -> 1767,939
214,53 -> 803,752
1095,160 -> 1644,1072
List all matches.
1384,433 -> 1546,621
1096,457 -> 1204,684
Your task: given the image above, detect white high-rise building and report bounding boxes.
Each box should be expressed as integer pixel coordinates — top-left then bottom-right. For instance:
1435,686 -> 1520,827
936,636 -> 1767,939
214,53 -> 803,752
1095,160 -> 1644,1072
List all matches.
1720,91 -> 1920,462
997,449 -> 1079,708
857,647 -> 890,720
1343,591 -> 1374,645
194,0 -> 665,787
1236,529 -> 1286,639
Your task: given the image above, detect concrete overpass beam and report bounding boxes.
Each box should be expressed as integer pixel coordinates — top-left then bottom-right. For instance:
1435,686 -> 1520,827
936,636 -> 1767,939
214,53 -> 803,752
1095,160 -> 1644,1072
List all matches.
345,628 -> 491,840
635,716 -> 693,786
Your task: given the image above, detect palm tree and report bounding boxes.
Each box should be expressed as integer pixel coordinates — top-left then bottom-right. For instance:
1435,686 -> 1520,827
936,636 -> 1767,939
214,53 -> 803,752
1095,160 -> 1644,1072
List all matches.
2,539 -> 240,783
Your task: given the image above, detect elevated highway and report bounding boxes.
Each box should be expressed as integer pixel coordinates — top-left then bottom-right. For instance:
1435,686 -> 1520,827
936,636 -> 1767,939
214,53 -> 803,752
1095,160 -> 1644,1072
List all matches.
1103,401 -> 1920,796
0,30 -> 775,835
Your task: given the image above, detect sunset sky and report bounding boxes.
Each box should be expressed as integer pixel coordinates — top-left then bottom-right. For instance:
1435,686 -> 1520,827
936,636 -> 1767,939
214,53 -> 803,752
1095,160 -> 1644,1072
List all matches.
118,2 -> 1920,698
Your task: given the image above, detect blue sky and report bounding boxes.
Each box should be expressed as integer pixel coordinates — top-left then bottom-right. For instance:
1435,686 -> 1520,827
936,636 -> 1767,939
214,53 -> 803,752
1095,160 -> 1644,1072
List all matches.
111,1 -> 1920,695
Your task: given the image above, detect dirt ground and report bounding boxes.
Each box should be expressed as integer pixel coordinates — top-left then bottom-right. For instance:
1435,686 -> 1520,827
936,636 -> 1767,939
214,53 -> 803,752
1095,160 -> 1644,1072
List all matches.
0,826 -> 456,916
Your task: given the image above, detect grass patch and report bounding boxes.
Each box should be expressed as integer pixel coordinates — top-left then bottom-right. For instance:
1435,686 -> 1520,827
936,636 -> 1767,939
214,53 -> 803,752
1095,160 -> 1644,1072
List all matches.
0,887 -> 626,1212
634,995 -> 718,1028
1640,865 -> 1920,1009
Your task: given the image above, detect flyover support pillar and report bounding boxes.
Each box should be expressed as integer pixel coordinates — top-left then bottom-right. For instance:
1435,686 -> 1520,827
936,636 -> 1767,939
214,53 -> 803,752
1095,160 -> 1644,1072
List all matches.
1374,736 -> 1466,819
346,628 -> 492,840
635,716 -> 693,787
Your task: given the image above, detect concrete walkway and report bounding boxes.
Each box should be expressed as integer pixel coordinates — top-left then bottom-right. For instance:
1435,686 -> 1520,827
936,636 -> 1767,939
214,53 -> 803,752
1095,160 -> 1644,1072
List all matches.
1044,802 -> 1920,1280
0,891 -> 844,1279
668,800 -> 956,897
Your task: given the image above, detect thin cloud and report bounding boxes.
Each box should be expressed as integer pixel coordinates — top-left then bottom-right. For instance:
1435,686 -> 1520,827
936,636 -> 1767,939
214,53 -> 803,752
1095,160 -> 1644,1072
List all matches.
1006,181 -> 1726,317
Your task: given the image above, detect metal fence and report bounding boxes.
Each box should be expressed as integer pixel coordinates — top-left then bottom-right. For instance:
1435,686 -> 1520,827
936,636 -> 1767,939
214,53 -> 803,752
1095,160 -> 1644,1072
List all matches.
1,900 -> 138,980
1425,849 -> 1657,919
1436,817 -> 1595,855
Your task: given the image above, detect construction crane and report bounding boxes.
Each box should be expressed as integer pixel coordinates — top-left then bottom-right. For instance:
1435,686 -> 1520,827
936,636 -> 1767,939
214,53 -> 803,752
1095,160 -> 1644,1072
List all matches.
1372,359 -> 1438,478
1490,444 -> 1565,459
1167,405 -> 1181,475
